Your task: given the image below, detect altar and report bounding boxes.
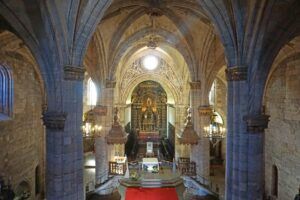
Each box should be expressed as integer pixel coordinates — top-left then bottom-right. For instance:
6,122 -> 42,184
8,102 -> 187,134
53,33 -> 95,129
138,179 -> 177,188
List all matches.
142,157 -> 159,172
118,166 -> 185,200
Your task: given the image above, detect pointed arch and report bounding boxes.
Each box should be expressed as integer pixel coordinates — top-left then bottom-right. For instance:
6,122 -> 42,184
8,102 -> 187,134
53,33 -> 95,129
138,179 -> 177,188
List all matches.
0,64 -> 13,120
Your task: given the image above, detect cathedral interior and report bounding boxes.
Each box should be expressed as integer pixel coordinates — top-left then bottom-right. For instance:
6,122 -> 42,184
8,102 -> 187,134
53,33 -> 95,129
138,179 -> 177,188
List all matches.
0,0 -> 300,200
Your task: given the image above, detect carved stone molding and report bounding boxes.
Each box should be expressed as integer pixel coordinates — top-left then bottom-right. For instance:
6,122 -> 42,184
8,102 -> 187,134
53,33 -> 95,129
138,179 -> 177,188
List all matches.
225,66 -> 247,81
243,114 -> 270,133
64,65 -> 85,81
106,80 -> 116,88
119,59 -> 184,102
42,112 -> 67,130
190,81 -> 201,90
198,105 -> 213,116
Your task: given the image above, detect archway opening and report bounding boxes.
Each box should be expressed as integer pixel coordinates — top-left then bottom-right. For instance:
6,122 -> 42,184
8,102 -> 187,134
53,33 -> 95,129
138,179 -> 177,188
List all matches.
125,80 -> 174,161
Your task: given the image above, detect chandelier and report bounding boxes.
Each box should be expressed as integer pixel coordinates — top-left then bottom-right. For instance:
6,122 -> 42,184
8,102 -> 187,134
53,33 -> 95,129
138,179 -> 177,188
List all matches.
203,81 -> 226,144
203,112 -> 226,144
82,123 -> 102,138
82,107 -> 103,137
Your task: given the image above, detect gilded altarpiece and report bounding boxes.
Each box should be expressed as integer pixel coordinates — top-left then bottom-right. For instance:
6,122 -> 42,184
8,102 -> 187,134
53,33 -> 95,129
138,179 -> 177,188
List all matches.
131,81 -> 167,137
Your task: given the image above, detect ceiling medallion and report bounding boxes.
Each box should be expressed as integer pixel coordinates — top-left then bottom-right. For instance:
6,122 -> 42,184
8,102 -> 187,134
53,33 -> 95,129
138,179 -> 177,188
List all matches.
147,36 -> 158,49
146,5 -> 162,50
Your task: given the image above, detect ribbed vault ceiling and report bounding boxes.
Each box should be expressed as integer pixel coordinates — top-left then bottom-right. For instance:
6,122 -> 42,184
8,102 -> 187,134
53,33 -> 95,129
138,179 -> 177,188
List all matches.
84,0 -> 226,93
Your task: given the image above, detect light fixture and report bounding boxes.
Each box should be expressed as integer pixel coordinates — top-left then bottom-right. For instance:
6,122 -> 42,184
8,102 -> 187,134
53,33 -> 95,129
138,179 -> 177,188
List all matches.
177,107 -> 199,145
203,80 -> 226,144
203,112 -> 226,144
82,107 -> 103,137
106,108 -> 128,144
82,122 -> 102,137
142,55 -> 159,70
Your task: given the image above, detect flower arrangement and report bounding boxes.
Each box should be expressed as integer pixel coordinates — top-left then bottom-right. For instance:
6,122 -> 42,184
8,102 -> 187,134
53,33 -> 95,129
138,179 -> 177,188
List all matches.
130,171 -> 139,181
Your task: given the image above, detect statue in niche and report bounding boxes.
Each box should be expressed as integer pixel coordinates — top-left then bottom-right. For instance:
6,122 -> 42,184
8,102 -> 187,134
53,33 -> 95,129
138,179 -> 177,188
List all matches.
141,97 -> 158,131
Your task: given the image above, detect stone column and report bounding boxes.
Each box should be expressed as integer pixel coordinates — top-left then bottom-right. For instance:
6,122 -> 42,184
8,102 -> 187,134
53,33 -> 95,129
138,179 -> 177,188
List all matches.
244,115 -> 269,200
175,104 -> 188,159
93,105 -> 109,185
43,66 -> 85,200
225,66 -> 269,200
225,66 -> 247,200
189,82 -> 201,172
95,134 -> 107,185
197,106 -> 212,179
101,81 -> 116,167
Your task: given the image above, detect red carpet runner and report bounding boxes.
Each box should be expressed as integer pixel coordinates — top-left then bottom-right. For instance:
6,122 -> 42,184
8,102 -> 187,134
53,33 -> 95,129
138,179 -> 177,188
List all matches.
125,187 -> 179,200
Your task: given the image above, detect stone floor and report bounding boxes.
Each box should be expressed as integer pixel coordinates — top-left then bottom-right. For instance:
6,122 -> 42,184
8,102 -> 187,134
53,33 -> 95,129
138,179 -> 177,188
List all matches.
86,190 -> 121,200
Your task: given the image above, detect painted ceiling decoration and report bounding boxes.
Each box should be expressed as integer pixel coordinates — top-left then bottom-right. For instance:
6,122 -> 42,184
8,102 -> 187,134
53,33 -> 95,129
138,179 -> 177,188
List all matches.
117,55 -> 186,104
83,0 -> 225,95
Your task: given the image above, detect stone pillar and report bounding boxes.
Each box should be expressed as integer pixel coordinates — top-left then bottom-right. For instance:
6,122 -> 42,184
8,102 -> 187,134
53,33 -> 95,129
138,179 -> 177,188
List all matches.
197,106 -> 212,179
189,82 -> 201,171
95,134 -> 107,185
244,115 -> 269,200
93,105 -> 109,185
225,66 -> 269,200
43,66 -> 85,200
175,104 -> 188,159
101,81 -> 116,166
225,66 -> 248,200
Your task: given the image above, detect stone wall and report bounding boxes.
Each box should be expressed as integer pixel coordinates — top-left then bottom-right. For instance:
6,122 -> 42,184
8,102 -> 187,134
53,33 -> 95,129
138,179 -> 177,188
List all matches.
264,60 -> 300,200
0,32 -> 45,199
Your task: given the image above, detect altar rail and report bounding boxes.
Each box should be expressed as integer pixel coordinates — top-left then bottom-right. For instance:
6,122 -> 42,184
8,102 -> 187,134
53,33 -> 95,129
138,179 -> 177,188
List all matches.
177,157 -> 196,176
109,162 -> 127,175
138,131 -> 160,142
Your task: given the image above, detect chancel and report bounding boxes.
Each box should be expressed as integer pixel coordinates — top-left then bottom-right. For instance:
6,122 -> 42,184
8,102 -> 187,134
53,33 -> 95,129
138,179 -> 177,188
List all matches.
0,1 -> 300,200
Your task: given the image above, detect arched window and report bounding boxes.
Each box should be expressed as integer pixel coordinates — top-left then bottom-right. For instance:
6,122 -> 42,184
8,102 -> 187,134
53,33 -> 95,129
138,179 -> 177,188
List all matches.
0,65 -> 13,120
271,165 -> 278,197
209,81 -> 215,106
87,78 -> 97,106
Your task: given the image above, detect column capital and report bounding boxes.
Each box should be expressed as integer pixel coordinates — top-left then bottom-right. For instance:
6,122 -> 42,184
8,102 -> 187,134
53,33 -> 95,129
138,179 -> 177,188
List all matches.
105,80 -> 116,88
190,81 -> 201,90
243,114 -> 270,133
225,66 -> 247,81
198,105 -> 213,116
64,65 -> 85,81
42,112 -> 67,130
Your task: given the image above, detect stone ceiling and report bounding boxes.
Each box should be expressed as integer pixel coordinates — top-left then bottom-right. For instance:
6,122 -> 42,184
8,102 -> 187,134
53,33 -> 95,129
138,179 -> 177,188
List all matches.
84,0 -> 226,102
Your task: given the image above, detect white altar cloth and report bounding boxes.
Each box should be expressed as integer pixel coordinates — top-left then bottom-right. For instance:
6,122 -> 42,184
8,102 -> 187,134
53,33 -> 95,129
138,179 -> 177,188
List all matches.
142,157 -> 159,171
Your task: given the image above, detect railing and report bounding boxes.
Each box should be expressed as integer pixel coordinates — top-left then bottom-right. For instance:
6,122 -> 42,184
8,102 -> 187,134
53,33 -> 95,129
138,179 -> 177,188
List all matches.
160,160 -> 174,168
85,181 -> 95,193
109,162 -> 127,175
191,174 -> 220,197
96,186 -> 116,195
95,170 -> 110,186
177,158 -> 196,176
